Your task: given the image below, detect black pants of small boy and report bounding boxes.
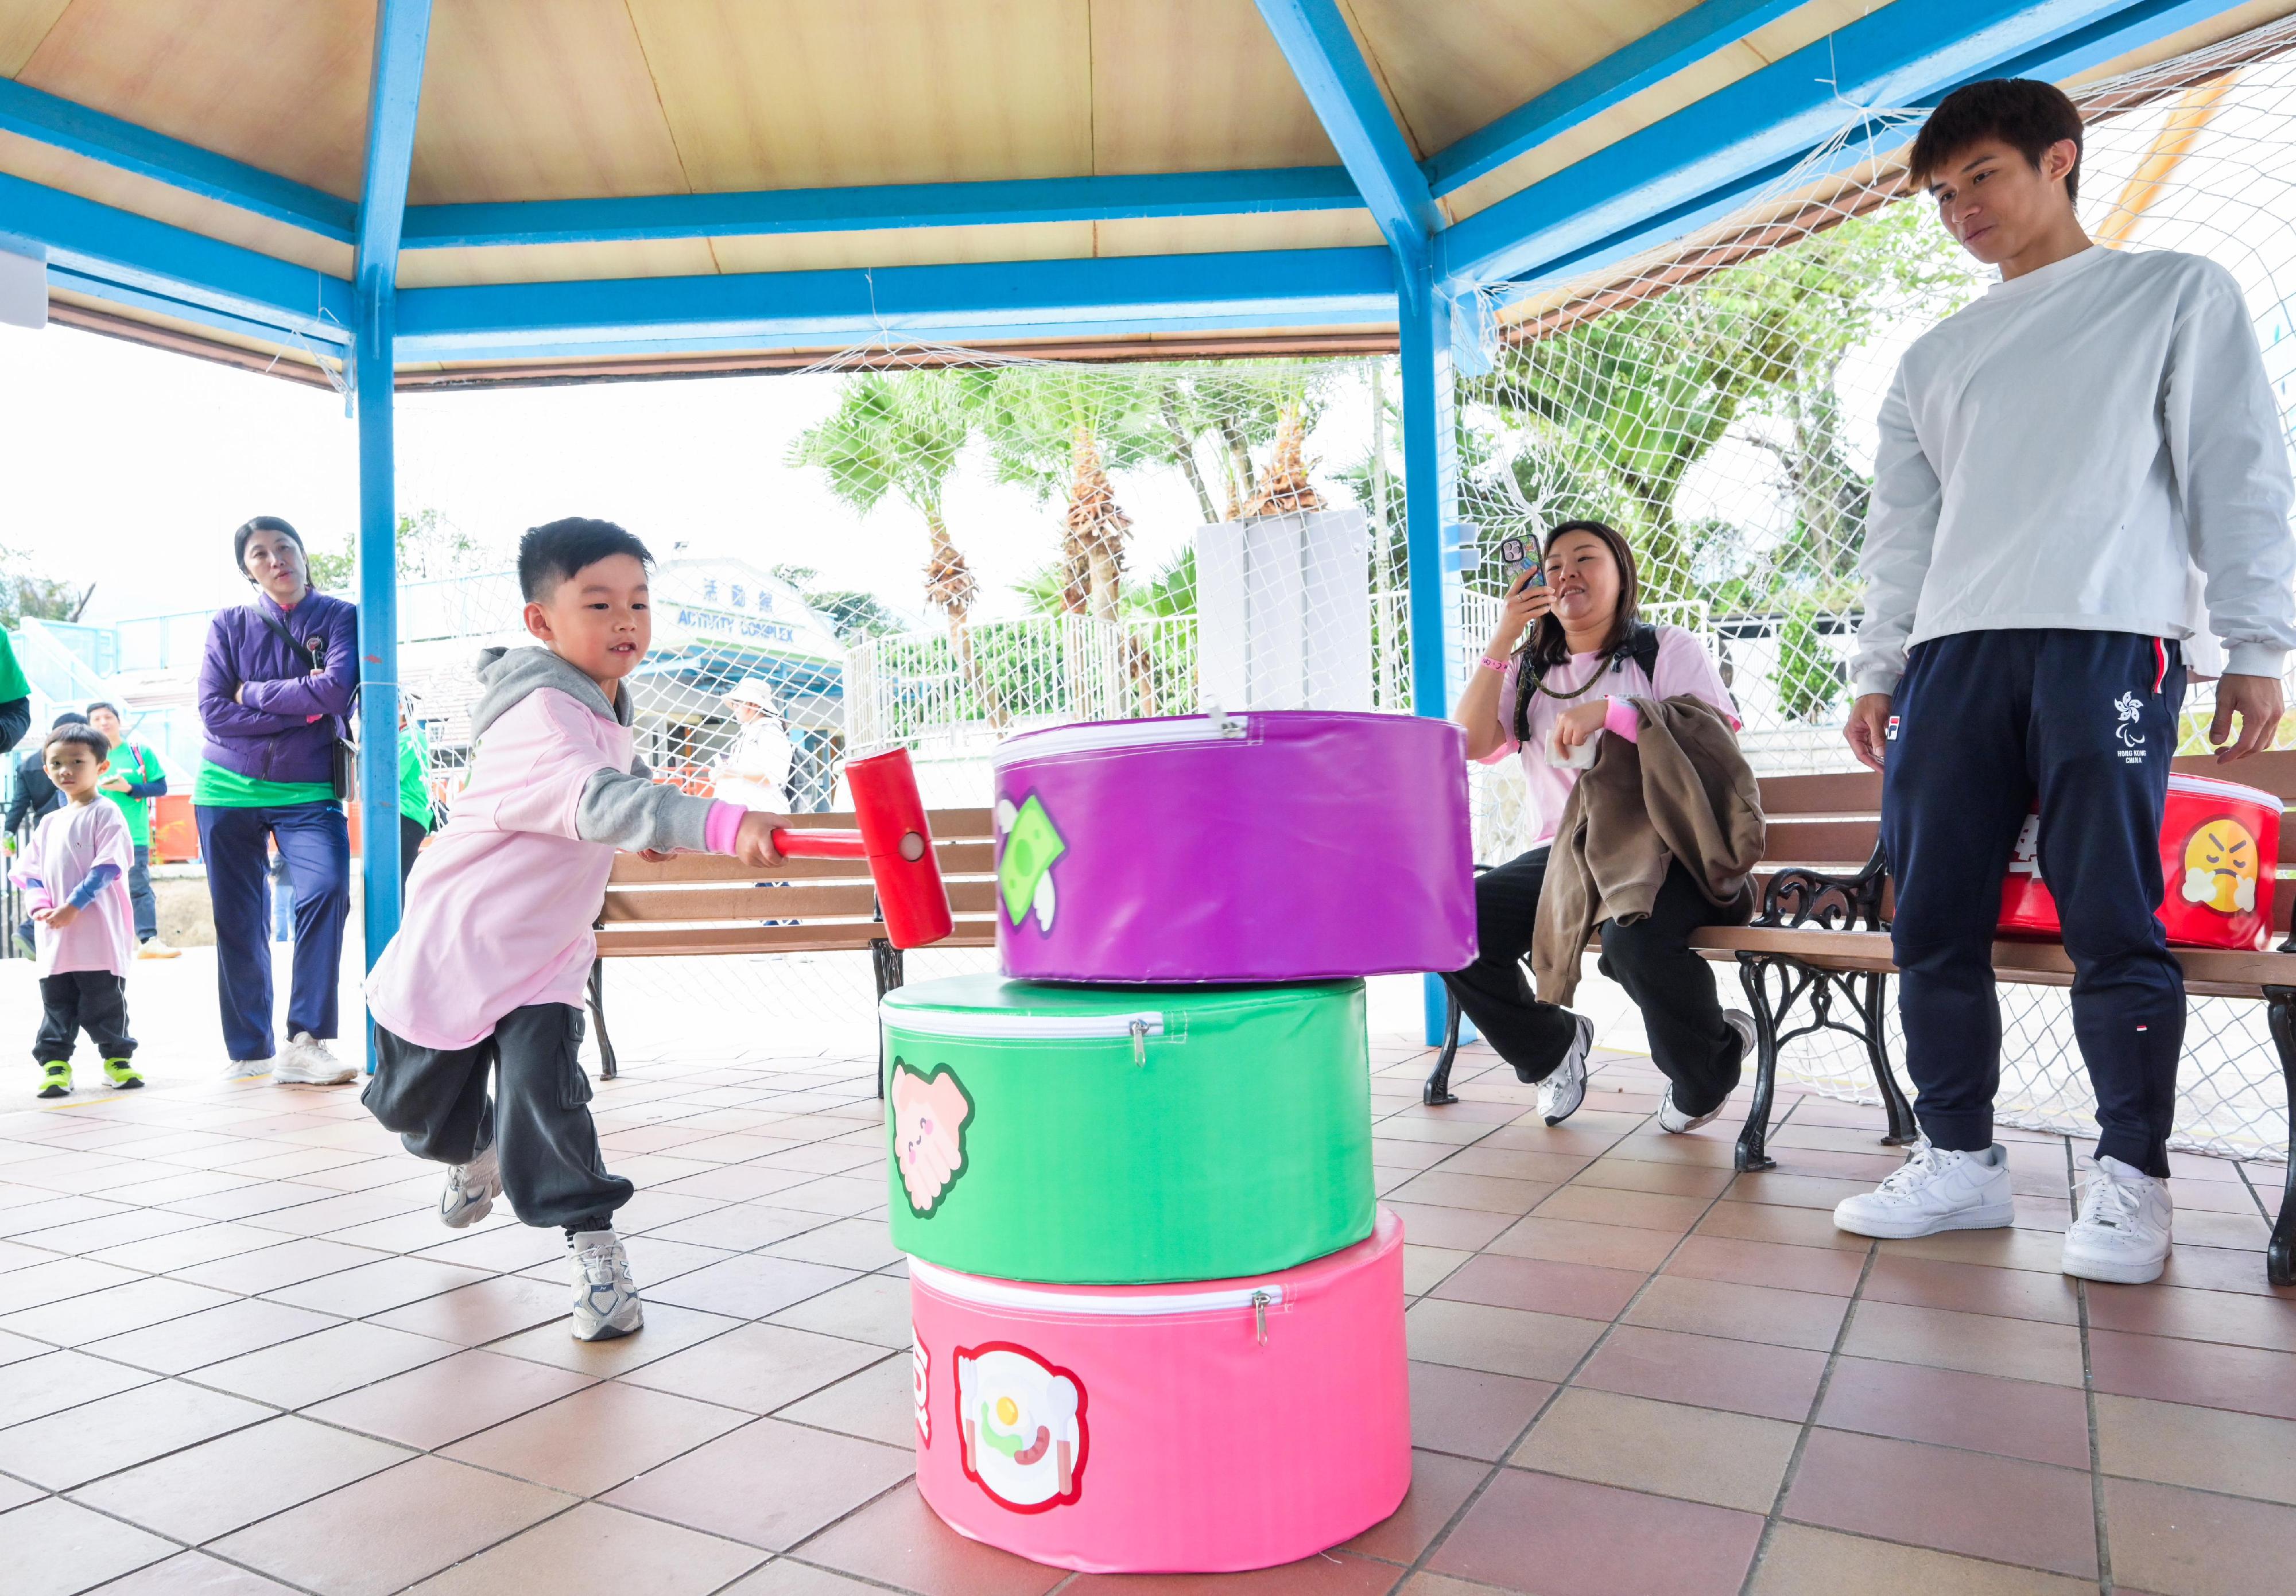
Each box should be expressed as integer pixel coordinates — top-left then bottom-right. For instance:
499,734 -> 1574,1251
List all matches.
36,972 -> 134,1064
363,1002 -> 631,1232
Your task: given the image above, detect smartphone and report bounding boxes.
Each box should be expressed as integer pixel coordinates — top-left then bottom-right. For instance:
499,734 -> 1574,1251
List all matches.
1498,537 -> 1543,589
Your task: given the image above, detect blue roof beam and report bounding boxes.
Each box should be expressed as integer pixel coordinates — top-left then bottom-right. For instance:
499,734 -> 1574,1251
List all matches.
401,166 -> 1363,250
1438,0 -> 2231,293
1251,0 -> 1442,275
1424,0 -> 1808,197
0,76 -> 357,243
0,168 -> 352,343
392,246 -> 1397,357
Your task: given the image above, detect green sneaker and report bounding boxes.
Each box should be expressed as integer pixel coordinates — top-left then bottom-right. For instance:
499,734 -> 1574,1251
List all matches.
102,1058 -> 144,1090
36,1061 -> 69,1099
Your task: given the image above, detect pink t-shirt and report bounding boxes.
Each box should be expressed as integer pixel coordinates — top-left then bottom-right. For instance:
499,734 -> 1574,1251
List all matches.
11,800 -> 135,977
1480,626 -> 1739,846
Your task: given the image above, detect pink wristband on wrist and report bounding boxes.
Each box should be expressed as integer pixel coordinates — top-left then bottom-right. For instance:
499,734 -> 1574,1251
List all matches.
1479,655 -> 1511,674
1601,696 -> 1642,742
703,801 -> 746,855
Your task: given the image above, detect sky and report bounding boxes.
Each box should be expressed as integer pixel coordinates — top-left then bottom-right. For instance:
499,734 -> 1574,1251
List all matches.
0,320 -> 1254,631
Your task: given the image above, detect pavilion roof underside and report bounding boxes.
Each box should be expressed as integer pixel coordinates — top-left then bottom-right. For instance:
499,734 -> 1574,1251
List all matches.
2,0 -> 2288,382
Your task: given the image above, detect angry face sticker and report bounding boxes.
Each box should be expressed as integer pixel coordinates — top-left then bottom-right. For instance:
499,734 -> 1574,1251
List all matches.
956,1343 -> 1087,1510
2182,817 -> 2261,914
889,1061 -> 972,1217
996,793 -> 1066,934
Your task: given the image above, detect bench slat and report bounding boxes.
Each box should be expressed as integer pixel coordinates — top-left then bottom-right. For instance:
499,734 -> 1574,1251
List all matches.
1759,819 -> 1878,867
602,879 -> 1002,922
1691,925 -> 2296,997
1757,772 -> 1880,816
608,837 -> 996,884
596,920 -> 999,957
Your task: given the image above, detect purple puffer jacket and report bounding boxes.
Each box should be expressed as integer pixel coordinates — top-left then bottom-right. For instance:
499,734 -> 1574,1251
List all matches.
197,589 -> 360,787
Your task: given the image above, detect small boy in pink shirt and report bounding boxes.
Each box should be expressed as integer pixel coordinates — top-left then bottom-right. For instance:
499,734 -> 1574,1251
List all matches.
364,518 -> 782,1341
14,722 -> 144,1098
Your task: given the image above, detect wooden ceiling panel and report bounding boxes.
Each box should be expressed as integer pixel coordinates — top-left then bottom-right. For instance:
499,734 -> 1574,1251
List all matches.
0,0 -> 68,76
0,127 -> 351,275
394,237 -> 718,290
1442,0 -> 1879,224
16,0 -> 373,197
412,0 -> 688,205
1094,209 -> 1383,256
1347,0 -> 1704,160
627,0 -> 1093,193
2069,0 -> 2296,86
708,221 -> 1095,274
1091,0 -> 1339,175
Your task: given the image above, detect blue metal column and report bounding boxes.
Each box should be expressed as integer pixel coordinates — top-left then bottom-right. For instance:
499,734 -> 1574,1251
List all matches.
350,1 -> 433,1070
354,288 -> 400,993
1400,263 -> 1467,1045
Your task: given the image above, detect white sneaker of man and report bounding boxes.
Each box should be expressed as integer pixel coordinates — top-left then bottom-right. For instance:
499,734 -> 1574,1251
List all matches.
1657,1010 -> 1756,1133
275,1032 -> 356,1086
222,1055 -> 274,1081
1833,1137 -> 2015,1239
1539,1012 -> 1597,1126
136,938 -> 181,960
440,1144 -> 501,1229
2061,1156 -> 2174,1285
570,1229 -> 643,1341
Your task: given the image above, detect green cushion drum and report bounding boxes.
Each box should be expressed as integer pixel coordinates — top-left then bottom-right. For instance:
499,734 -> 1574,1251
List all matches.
881,974 -> 1374,1284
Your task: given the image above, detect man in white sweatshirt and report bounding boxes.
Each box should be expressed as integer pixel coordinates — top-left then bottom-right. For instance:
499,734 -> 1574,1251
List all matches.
1834,79 -> 2296,1284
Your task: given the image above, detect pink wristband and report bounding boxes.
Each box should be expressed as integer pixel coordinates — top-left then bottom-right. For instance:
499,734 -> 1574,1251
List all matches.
703,801 -> 747,855
1478,655 -> 1511,674
1601,696 -> 1642,742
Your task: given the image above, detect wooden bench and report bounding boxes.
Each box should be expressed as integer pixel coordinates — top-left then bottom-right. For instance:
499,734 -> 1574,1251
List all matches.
585,807 -> 998,1081
1427,755 -> 2296,1284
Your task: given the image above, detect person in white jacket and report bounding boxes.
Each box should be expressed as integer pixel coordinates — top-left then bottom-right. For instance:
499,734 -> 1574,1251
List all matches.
715,678 -> 794,810
1832,79 -> 2296,1286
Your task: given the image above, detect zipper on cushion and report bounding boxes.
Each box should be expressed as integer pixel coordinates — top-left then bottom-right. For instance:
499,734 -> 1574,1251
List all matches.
880,1010 -> 1169,1046
912,1257 -> 1284,1320
995,709 -> 1250,762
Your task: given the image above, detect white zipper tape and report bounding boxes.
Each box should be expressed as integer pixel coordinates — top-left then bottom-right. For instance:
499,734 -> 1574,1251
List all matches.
910,1257 -> 1284,1318
994,708 -> 1250,764
880,1010 -> 1166,1043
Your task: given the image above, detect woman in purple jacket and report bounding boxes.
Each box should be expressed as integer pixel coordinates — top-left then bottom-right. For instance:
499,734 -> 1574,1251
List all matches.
196,518 -> 360,1085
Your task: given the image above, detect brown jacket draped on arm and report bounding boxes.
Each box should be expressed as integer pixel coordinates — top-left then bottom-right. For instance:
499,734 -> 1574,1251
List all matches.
1531,694 -> 1767,1005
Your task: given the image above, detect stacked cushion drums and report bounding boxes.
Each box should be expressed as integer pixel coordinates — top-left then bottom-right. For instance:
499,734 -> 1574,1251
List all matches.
886,709 -> 1474,1574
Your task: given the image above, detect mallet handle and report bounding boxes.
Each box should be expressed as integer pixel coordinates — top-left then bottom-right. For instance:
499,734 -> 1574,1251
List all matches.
770,828 -> 865,860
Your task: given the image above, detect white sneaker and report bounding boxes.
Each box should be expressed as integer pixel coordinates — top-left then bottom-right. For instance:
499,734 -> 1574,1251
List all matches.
275,1032 -> 356,1086
440,1144 -> 501,1229
1656,1011 -> 1756,1134
570,1229 -> 643,1342
2061,1156 -> 2173,1285
222,1055 -> 275,1081
1833,1137 -> 2015,1239
1539,1012 -> 1596,1126
136,938 -> 181,960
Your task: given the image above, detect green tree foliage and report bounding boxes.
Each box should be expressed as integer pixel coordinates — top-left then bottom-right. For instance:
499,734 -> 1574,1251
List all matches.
770,564 -> 909,643
305,508 -> 482,592
0,548 -> 92,627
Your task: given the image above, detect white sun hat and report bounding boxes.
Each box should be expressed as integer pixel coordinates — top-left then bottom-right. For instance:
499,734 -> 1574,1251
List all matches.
722,678 -> 782,714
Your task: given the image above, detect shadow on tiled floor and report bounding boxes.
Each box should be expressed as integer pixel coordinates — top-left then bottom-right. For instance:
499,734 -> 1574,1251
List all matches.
0,1031 -> 2291,1596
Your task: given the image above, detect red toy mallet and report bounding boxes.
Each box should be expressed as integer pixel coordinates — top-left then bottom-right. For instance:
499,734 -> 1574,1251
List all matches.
767,747 -> 953,948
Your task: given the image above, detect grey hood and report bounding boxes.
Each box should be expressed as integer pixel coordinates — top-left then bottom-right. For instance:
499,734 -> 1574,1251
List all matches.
466,644 -> 717,855
470,645 -> 629,741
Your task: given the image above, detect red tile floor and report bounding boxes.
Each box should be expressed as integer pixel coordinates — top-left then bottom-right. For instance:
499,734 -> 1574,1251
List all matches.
2,1030 -> 2292,1596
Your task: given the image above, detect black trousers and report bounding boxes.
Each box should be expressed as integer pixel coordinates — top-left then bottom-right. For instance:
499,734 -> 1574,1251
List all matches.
363,1003 -> 630,1231
1441,846 -> 1746,1117
1883,629 -> 2186,1178
398,814 -> 428,895
36,971 -> 134,1064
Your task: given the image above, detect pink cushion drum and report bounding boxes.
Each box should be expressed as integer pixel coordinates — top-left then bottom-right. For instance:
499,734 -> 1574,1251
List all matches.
991,710 -> 1475,983
907,1208 -> 1410,1574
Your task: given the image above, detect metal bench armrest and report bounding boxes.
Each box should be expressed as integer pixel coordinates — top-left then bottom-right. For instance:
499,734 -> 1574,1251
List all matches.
1756,843 -> 1887,933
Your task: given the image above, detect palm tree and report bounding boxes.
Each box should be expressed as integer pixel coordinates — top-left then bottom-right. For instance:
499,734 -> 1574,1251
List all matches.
972,368 -> 1162,622
788,371 -> 1004,728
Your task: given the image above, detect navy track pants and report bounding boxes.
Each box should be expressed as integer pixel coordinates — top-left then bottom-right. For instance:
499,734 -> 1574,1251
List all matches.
1881,629 -> 2185,1178
197,802 -> 350,1063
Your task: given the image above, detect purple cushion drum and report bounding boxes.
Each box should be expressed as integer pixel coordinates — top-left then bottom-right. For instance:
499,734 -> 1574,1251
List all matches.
889,709 -> 1475,1572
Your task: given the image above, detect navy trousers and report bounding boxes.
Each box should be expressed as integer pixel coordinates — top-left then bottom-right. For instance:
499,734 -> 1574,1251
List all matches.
1882,630 -> 2186,1178
197,802 -> 351,1063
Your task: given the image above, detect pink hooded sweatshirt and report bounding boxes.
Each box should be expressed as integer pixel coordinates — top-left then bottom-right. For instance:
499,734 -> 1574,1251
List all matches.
366,644 -> 745,1051
12,799 -> 135,977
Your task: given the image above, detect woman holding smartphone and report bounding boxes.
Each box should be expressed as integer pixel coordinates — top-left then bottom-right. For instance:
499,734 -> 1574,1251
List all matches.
1446,521 -> 1754,1129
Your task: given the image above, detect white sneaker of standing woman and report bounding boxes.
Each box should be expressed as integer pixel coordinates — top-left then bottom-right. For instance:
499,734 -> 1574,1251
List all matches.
2061,1156 -> 2174,1284
276,1032 -> 356,1085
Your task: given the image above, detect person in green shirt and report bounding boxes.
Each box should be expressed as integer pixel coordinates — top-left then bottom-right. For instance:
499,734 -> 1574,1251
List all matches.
0,628 -> 30,756
86,703 -> 179,958
398,697 -> 434,892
